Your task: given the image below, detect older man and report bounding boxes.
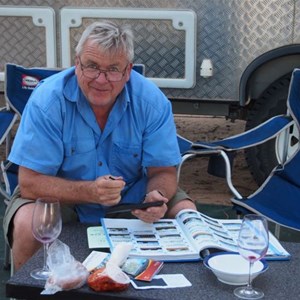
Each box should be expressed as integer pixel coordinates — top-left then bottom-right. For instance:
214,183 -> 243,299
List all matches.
3,20 -> 196,271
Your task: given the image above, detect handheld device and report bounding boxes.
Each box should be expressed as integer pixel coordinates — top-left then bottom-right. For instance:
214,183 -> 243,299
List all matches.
105,201 -> 164,215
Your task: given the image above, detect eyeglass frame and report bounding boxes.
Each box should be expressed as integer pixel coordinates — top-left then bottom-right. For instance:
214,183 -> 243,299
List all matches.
78,56 -> 129,82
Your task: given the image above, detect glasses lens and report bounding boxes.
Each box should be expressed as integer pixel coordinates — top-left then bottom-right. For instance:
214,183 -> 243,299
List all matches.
82,68 -> 99,79
106,71 -> 123,82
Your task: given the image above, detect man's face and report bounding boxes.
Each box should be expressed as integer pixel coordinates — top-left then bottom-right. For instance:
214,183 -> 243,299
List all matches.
75,40 -> 132,109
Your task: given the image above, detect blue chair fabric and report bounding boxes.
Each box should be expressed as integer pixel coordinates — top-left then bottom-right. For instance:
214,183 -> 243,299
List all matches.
231,69 -> 300,231
5,64 -> 62,116
1,64 -> 62,203
0,110 -> 18,145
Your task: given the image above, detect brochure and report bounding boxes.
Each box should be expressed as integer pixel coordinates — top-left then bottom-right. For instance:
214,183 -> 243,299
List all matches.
99,209 -> 290,262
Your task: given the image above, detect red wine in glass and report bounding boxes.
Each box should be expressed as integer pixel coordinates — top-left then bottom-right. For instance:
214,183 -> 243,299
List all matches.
30,198 -> 62,280
234,214 -> 269,299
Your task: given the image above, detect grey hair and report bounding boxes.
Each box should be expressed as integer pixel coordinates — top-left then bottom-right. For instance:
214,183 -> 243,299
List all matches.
75,20 -> 134,62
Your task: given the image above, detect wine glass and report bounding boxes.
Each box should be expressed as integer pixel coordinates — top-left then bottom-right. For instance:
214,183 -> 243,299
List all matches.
30,198 -> 62,280
234,214 -> 269,299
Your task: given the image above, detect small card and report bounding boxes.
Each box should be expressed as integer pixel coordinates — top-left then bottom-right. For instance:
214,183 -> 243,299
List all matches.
87,226 -> 109,248
122,258 -> 164,282
131,274 -> 192,289
82,250 -> 110,272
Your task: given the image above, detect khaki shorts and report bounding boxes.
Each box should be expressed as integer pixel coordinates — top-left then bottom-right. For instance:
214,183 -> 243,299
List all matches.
3,186 -> 79,247
3,186 -> 193,247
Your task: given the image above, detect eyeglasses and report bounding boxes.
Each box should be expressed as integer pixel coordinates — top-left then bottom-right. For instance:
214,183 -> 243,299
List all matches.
78,57 -> 129,82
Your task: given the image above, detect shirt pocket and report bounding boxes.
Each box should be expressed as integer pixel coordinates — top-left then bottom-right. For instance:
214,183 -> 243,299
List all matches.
110,142 -> 142,181
62,138 -> 97,179
64,139 -> 96,157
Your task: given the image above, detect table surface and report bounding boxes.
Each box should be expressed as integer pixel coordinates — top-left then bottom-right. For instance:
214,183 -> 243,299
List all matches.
6,222 -> 300,300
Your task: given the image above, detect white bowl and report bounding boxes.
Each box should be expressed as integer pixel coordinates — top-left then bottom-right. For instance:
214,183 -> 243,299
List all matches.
203,252 -> 268,285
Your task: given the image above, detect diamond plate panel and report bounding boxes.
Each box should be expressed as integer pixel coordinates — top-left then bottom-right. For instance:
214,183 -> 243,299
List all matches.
164,0 -> 294,100
0,16 -> 47,70
0,0 -> 297,101
293,0 -> 300,42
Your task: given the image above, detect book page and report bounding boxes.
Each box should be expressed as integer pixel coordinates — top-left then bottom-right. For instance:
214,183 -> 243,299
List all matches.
267,232 -> 290,259
101,218 -> 200,261
176,210 -> 240,255
176,209 -> 291,260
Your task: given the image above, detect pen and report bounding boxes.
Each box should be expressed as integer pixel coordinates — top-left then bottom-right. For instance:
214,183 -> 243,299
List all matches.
108,176 -> 124,181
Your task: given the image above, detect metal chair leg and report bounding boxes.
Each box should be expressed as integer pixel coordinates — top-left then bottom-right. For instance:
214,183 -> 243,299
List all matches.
274,223 -> 281,239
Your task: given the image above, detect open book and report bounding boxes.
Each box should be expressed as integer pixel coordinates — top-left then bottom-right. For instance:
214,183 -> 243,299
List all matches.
99,209 -> 290,262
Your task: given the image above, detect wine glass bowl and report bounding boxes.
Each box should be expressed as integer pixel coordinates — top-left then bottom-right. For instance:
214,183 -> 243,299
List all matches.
30,198 -> 62,280
234,214 -> 269,299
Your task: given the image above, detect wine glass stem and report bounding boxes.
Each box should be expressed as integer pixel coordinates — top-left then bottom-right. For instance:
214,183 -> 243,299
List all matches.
42,243 -> 49,271
247,261 -> 254,290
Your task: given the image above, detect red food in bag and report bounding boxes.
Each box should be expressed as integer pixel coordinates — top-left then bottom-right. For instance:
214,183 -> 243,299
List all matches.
88,266 -> 130,292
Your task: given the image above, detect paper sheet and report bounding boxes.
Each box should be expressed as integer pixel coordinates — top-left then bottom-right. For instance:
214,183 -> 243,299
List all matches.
87,226 -> 109,248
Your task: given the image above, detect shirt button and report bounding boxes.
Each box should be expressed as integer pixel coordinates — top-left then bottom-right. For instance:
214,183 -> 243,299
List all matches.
98,161 -> 103,166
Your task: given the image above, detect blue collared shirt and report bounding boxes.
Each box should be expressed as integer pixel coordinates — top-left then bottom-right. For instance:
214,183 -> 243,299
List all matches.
9,67 -> 181,223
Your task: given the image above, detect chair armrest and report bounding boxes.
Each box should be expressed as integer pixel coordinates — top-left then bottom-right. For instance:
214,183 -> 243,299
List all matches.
192,115 -> 292,151
178,149 -> 243,199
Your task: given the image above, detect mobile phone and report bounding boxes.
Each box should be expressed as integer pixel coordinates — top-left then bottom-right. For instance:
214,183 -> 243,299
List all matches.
105,201 -> 164,215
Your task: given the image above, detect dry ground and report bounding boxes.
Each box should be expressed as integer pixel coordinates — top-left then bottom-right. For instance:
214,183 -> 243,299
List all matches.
174,115 -> 258,206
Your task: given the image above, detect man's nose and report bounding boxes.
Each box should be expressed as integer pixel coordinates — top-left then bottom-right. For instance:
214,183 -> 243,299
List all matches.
95,71 -> 109,82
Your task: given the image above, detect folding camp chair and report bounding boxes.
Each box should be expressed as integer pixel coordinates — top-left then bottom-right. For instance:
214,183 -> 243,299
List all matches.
177,68 -> 300,233
1,64 -> 62,201
1,64 -> 62,270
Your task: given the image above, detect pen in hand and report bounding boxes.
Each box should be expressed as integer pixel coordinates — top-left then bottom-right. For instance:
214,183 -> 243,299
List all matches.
108,175 -> 124,181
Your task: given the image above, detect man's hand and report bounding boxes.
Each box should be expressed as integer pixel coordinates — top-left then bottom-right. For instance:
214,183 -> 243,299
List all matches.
131,190 -> 168,223
91,175 -> 125,206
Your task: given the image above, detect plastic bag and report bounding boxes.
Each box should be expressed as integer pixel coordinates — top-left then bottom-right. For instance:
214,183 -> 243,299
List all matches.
41,239 -> 89,295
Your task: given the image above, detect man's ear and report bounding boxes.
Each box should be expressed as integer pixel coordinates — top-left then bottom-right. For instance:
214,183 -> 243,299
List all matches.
75,56 -> 80,75
125,63 -> 133,81
75,56 -> 80,67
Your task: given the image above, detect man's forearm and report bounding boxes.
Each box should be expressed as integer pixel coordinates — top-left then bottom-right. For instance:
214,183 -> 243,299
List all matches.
146,166 -> 178,201
18,166 -> 125,206
19,172 -> 94,203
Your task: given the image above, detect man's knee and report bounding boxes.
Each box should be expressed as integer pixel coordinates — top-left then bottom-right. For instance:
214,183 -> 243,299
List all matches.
12,203 -> 35,242
166,187 -> 196,218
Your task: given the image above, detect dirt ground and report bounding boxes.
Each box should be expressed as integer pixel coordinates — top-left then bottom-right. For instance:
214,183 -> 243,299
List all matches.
174,115 -> 258,206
